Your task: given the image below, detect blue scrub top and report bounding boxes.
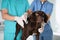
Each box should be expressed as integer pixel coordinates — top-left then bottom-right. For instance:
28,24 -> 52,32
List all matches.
1,0 -> 29,33
30,0 -> 53,25
30,0 -> 53,15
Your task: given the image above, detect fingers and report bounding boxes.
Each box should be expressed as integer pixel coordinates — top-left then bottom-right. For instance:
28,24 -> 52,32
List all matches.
15,16 -> 24,28
38,28 -> 44,33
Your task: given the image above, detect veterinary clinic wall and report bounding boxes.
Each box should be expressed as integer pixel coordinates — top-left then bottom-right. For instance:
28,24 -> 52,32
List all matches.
0,0 -> 4,30
0,0 -> 3,22
55,0 -> 60,33
50,0 -> 60,35
0,0 -> 1,10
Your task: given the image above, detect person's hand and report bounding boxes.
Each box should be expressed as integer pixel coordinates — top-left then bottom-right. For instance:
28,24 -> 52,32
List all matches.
38,23 -> 47,33
26,35 -> 33,40
15,16 -> 24,28
21,12 -> 28,24
38,28 -> 44,33
14,12 -> 28,28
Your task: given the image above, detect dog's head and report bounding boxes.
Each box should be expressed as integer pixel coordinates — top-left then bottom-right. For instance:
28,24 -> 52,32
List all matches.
27,11 -> 48,33
36,11 -> 48,23
27,11 -> 48,23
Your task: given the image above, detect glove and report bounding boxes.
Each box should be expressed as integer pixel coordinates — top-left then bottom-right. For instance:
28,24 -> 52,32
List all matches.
21,12 -> 28,24
14,12 -> 28,28
26,35 -> 33,40
15,16 -> 24,28
38,23 -> 46,33
38,28 -> 44,33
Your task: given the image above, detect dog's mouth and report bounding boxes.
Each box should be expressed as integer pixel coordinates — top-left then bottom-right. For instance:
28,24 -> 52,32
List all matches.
37,22 -> 41,28
31,22 -> 41,32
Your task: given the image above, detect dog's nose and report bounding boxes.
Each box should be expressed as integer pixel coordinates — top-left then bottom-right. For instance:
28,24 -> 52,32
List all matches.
37,22 -> 41,28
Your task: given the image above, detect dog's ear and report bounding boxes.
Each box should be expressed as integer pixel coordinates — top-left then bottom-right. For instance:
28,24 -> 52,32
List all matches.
27,16 -> 30,22
27,12 -> 36,22
43,13 -> 48,23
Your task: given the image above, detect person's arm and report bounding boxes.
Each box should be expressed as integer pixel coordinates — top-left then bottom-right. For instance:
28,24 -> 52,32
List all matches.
27,0 -> 35,14
46,3 -> 53,21
46,14 -> 50,21
27,0 -> 36,15
1,9 -> 25,28
1,0 -> 15,21
1,0 -> 28,28
1,9 -> 15,21
29,0 -> 35,11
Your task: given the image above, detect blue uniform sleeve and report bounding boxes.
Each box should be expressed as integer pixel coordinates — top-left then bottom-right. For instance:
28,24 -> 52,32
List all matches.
46,3 -> 53,15
25,0 -> 29,12
1,0 -> 8,10
29,1 -> 35,11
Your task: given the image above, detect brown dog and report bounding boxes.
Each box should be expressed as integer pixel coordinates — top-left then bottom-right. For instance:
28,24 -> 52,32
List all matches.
14,11 -> 48,40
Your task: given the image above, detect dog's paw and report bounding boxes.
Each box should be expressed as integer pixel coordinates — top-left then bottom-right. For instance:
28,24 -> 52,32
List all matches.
26,35 -> 33,40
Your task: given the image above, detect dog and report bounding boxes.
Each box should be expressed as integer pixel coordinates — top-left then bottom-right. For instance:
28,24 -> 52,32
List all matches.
14,11 -> 48,40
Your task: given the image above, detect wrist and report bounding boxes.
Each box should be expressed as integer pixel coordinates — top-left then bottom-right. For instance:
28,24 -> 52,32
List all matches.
14,16 -> 18,21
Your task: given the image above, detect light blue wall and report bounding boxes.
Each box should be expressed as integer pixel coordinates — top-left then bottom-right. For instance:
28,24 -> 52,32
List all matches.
0,0 -> 2,10
0,0 -> 4,22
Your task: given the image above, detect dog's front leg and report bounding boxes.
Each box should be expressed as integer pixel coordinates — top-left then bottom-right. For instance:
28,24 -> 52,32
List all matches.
22,28 -> 28,40
14,23 -> 21,40
22,30 -> 30,40
22,33 -> 26,40
36,32 -> 40,40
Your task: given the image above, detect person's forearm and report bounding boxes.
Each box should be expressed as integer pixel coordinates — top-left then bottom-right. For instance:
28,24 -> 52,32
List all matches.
2,13 -> 15,21
1,9 -> 15,21
27,9 -> 32,14
46,14 -> 50,21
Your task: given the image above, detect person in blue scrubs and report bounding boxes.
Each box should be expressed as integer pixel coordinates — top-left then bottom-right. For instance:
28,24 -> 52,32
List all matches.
1,0 -> 29,40
29,0 -> 53,40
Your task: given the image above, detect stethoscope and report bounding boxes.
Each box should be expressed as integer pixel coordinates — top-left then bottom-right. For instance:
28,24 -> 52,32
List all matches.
40,1 -> 46,11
